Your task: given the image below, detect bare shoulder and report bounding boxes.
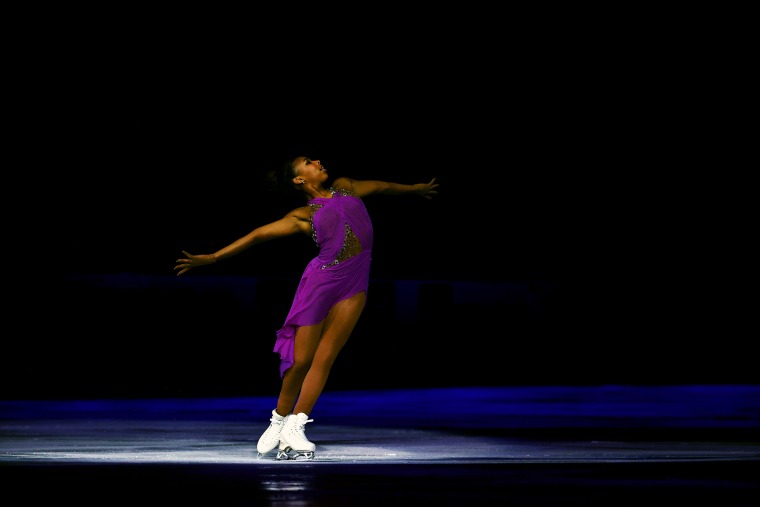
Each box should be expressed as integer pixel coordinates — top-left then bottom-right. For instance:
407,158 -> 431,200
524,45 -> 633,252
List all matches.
332,176 -> 355,191
334,177 -> 377,197
287,205 -> 312,221
280,206 -> 312,235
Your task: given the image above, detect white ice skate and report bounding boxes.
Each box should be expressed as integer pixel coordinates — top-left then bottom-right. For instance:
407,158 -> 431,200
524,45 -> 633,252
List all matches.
256,409 -> 288,457
276,412 -> 316,460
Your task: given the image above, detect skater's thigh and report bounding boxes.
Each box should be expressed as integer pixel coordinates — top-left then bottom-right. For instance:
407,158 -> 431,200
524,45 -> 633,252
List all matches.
294,323 -> 324,364
318,292 -> 366,356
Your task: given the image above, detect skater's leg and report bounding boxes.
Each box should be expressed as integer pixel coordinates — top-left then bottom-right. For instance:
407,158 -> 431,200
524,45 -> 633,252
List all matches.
293,291 -> 366,415
275,321 -> 324,417
259,324 -> 322,459
270,292 -> 366,459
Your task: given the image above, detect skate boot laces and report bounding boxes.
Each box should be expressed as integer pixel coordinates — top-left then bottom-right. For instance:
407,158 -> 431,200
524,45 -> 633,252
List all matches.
294,413 -> 314,428
288,413 -> 314,442
256,410 -> 288,456
276,413 -> 316,460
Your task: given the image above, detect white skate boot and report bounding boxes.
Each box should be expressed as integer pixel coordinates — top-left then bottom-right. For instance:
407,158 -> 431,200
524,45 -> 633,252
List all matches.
256,409 -> 289,457
276,412 -> 316,460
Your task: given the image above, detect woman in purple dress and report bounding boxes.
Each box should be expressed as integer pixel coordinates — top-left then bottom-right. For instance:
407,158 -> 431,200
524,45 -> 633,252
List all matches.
174,156 -> 438,459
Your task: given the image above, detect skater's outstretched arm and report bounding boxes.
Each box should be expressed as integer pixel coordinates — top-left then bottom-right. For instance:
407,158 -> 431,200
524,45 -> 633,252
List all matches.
174,206 -> 311,276
333,177 -> 439,199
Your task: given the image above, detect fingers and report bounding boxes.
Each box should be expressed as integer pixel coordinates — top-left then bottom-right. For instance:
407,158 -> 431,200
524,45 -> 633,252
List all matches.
175,251 -> 195,276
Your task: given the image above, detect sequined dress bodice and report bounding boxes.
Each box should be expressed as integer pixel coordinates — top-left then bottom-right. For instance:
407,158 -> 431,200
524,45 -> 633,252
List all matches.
308,187 -> 374,269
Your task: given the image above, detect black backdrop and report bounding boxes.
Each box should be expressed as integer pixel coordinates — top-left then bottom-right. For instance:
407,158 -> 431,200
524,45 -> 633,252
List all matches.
11,19 -> 754,399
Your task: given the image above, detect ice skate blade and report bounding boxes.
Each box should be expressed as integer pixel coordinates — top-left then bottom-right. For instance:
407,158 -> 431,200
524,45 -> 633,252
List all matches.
275,447 -> 315,460
289,451 -> 315,460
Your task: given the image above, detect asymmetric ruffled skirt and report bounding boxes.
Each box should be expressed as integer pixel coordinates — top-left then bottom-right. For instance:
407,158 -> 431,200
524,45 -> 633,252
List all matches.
273,250 -> 371,378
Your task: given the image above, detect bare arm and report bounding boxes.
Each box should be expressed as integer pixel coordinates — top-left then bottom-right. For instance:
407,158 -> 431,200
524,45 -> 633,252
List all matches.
334,177 -> 439,199
174,207 -> 311,276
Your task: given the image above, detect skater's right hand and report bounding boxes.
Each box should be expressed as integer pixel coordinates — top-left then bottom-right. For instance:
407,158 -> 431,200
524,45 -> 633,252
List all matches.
174,251 -> 216,276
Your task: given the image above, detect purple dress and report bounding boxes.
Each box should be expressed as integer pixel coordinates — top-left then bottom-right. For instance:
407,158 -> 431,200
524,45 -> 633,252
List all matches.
273,187 -> 374,377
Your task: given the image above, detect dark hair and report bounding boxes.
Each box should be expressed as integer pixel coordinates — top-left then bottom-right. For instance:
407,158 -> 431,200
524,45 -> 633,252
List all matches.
264,157 -> 299,196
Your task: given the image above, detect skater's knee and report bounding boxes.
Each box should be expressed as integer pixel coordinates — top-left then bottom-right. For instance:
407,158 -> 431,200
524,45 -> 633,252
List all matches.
312,350 -> 341,373
288,360 -> 312,379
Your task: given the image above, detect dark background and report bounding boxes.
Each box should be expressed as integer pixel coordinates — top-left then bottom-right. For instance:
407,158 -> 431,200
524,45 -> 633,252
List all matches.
9,16 -> 754,399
